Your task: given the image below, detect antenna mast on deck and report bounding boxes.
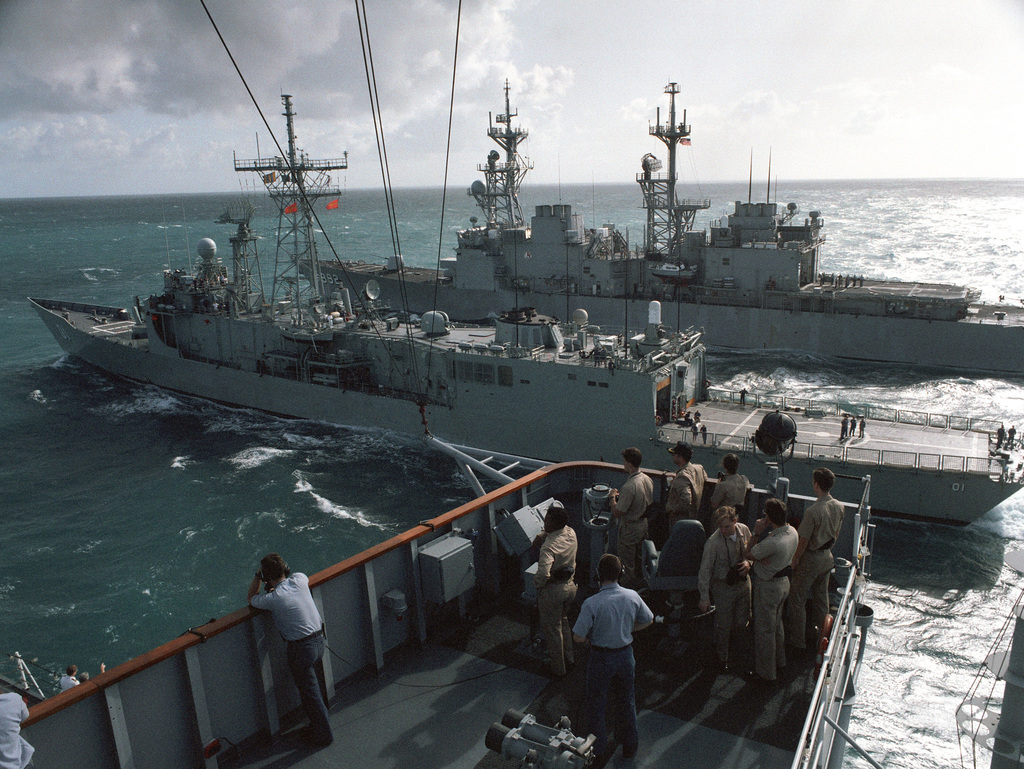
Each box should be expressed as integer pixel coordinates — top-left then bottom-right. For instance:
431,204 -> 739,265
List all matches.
234,95 -> 348,323
470,81 -> 532,228
216,201 -> 264,315
637,82 -> 710,265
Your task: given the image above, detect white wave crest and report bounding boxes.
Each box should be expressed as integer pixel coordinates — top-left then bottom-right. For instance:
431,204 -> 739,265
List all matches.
227,447 -> 295,470
28,389 -> 46,404
171,456 -> 191,469
291,471 -> 384,528
95,389 -> 184,419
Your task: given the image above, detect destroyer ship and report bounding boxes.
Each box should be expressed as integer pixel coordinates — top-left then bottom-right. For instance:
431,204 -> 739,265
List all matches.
317,82 -> 1024,376
16,460 -> 879,769
30,95 -> 1023,525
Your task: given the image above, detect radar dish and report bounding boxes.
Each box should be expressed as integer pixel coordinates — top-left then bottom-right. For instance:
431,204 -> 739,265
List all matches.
572,308 -> 589,326
197,238 -> 217,260
470,180 -> 486,196
364,279 -> 381,301
754,411 -> 798,456
641,153 -> 663,173
488,150 -> 500,162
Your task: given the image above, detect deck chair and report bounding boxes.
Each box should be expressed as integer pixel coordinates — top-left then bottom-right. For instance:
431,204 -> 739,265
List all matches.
641,519 -> 705,592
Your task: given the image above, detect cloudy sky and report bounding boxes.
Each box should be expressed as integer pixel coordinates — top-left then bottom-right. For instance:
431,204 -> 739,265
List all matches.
1,0 -> 1022,198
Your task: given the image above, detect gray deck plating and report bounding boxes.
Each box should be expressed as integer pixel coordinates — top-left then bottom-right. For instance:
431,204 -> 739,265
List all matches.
673,402 -> 992,462
225,597 -> 809,769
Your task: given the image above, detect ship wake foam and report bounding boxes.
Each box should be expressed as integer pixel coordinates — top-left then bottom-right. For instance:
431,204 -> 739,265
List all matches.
226,447 -> 296,470
292,471 -> 384,529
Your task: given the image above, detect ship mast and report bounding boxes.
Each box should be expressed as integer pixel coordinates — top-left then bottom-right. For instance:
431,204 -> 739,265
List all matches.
234,95 -> 348,323
470,80 -> 532,228
637,82 -> 710,264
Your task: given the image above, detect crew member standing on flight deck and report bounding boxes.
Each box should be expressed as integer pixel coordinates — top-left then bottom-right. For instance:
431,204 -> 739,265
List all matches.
786,468 -> 845,654
533,501 -> 578,677
610,447 -> 652,585
665,442 -> 707,529
709,453 -> 749,512
745,498 -> 798,683
248,553 -> 334,748
573,554 -> 654,761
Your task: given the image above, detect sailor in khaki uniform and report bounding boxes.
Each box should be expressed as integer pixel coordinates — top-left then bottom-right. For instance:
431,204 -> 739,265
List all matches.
665,441 -> 707,527
698,506 -> 751,669
787,467 -> 845,650
533,501 -> 578,676
745,498 -> 799,682
709,453 -> 750,512
611,447 -> 653,584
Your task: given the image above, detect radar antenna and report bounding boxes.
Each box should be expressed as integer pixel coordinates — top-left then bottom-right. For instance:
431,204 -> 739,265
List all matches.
637,83 -> 711,265
468,80 -> 532,228
216,201 -> 264,315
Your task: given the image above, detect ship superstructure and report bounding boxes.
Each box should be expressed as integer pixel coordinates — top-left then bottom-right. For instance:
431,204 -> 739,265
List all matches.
314,83 -> 1024,375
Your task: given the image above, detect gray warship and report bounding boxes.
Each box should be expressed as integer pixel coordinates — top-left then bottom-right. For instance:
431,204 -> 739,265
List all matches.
31,95 -> 706,468
30,95 -> 1022,524
15,460 -> 879,769
317,82 -> 1024,376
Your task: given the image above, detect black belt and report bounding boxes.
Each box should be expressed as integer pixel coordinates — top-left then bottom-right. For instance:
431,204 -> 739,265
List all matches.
289,626 -> 325,643
815,539 -> 835,552
772,565 -> 793,580
591,643 -> 631,652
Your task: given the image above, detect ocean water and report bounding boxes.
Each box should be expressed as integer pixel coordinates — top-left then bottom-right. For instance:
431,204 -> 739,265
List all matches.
2,179 -> 1024,768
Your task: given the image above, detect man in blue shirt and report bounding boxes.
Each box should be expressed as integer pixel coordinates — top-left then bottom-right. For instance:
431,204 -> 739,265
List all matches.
572,553 -> 654,760
248,553 -> 333,747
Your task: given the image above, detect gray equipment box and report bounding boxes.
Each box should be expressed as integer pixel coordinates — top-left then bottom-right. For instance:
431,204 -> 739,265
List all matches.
495,498 -> 559,556
419,535 -> 475,603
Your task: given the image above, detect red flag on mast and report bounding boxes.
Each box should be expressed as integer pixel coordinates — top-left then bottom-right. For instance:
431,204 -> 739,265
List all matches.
284,202 -> 298,214
326,198 -> 339,210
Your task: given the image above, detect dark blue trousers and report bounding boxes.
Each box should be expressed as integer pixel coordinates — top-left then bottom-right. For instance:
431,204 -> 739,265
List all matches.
286,633 -> 332,745
585,646 -> 638,755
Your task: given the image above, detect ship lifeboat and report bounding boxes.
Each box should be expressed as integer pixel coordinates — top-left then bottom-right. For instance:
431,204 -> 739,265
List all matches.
650,263 -> 695,286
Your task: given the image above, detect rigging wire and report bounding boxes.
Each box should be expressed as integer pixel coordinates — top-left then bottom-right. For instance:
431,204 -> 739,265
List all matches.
352,0 -> 429,412
424,0 -> 465,391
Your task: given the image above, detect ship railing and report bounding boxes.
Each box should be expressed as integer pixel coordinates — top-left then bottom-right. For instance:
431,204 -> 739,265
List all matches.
707,387 -> 1001,434
793,483 -> 875,769
697,429 -> 997,476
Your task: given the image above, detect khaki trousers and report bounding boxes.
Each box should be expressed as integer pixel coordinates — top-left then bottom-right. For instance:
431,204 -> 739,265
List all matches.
617,517 -> 648,583
753,575 -> 789,681
538,580 -> 578,675
786,549 -> 833,649
710,576 -> 751,663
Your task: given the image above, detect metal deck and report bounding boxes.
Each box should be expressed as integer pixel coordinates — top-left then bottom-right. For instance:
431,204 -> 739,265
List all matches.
224,591 -> 812,769
667,401 -> 994,467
